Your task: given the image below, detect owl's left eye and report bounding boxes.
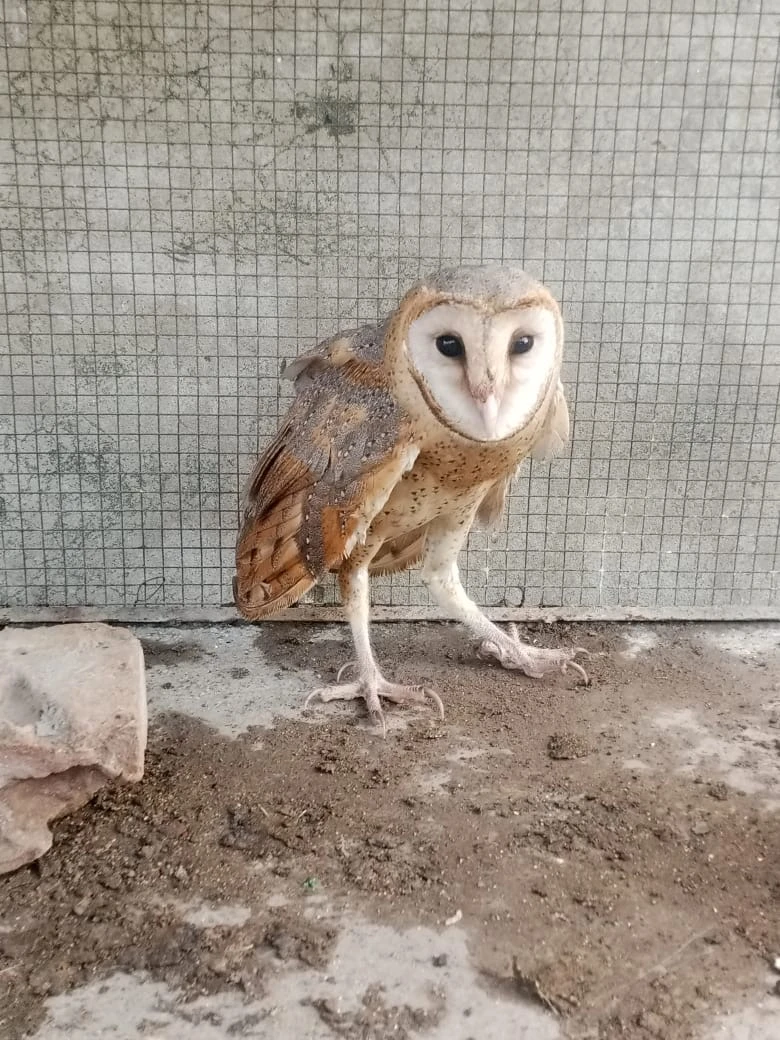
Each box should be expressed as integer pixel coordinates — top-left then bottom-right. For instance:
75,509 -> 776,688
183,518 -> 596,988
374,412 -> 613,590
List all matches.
435,334 -> 465,359
510,335 -> 534,355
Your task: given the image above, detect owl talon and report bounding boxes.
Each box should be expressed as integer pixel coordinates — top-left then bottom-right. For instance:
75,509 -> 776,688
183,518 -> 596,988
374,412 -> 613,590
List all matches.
478,626 -> 590,685
368,708 -> 388,739
336,660 -> 355,682
422,687 -> 445,720
561,655 -> 590,684
303,672 -> 444,731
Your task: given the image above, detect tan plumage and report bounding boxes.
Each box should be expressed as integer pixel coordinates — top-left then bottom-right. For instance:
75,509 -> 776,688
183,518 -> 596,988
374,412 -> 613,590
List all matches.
235,265 -> 587,728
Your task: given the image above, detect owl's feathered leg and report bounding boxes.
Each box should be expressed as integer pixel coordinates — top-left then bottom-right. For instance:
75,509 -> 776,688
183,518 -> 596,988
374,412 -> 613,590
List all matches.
421,519 -> 589,683
305,560 -> 444,732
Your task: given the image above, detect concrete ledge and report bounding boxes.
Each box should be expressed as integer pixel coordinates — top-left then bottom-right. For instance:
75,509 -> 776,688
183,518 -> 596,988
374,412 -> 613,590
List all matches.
2,605 -> 779,624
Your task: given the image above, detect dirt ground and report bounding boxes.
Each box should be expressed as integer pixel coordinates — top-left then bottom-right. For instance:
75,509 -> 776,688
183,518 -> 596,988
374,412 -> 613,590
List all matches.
1,620 -> 779,1038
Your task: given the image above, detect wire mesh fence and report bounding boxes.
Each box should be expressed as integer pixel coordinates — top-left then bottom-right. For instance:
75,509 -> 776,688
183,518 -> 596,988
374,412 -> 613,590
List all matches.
1,0 -> 778,618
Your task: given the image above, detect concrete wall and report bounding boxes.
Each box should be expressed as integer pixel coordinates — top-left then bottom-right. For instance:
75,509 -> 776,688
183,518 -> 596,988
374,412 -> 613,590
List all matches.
1,0 -> 778,617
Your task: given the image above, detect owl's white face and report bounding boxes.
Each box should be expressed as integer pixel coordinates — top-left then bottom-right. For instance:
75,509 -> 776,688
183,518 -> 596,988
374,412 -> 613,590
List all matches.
406,302 -> 559,441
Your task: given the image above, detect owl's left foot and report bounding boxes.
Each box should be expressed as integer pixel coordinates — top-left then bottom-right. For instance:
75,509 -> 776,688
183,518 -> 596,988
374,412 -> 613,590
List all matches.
478,623 -> 590,684
304,669 -> 444,736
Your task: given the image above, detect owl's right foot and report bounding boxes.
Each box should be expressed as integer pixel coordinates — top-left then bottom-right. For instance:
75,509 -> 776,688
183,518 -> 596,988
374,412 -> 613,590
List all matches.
304,668 -> 444,736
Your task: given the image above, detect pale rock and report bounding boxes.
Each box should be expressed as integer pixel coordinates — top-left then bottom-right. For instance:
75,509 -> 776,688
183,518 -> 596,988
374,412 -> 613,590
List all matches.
0,623 -> 146,874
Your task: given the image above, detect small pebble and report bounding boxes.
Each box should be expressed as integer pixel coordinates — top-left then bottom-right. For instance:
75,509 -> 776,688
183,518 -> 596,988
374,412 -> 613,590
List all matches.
72,896 -> 91,917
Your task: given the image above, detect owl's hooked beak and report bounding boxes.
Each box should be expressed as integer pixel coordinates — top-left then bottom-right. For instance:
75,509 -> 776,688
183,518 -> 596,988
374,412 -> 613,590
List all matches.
473,391 -> 501,439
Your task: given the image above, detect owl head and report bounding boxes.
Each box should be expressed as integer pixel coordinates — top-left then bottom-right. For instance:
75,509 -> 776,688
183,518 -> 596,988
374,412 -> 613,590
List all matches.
389,264 -> 564,442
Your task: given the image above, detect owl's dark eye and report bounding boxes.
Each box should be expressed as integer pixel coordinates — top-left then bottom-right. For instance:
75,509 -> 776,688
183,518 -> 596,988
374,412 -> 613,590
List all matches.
435,333 -> 465,359
510,334 -> 534,355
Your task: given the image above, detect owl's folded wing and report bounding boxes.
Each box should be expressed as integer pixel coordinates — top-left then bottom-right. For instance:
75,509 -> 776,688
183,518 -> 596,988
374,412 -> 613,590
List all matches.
234,342 -> 417,619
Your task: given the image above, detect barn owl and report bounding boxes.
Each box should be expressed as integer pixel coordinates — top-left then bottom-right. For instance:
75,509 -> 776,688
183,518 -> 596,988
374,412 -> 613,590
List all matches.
234,265 -> 587,731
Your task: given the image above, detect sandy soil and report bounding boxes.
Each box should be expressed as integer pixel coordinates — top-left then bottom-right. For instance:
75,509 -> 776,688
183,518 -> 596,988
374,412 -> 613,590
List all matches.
1,620 -> 779,1038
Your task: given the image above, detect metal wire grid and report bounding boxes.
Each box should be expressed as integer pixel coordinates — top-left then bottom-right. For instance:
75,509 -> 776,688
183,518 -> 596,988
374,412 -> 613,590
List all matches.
0,0 -> 778,616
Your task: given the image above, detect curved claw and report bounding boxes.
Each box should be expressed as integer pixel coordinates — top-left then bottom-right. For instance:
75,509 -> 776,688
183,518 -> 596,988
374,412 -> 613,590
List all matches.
368,708 -> 388,739
423,687 -> 445,720
562,658 -> 590,685
304,688 -> 325,710
336,660 -> 355,682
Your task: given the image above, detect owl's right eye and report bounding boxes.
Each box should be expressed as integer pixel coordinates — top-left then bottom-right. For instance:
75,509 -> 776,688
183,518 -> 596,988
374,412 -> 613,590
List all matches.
435,334 -> 465,359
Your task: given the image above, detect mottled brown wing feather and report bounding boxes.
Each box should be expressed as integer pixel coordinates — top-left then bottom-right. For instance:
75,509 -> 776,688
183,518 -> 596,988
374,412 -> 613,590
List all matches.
235,330 -> 416,619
